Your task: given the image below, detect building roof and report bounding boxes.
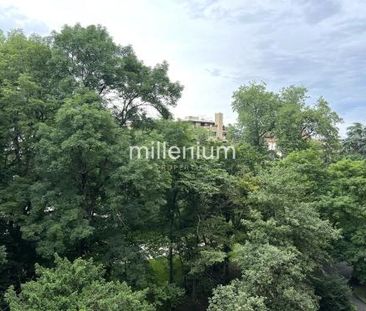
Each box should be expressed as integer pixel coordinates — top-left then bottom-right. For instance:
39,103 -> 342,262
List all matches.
184,116 -> 215,124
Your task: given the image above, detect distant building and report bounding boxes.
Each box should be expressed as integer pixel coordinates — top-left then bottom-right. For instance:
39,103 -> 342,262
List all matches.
183,112 -> 226,140
264,135 -> 277,151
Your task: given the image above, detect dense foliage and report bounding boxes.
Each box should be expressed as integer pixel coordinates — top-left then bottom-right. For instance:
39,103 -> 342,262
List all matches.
0,25 -> 364,311
5,256 -> 154,311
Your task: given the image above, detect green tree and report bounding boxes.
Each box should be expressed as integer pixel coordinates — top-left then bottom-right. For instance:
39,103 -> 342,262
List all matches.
208,148 -> 344,311
208,279 -> 267,311
247,149 -> 338,266
5,256 -> 154,311
209,243 -> 319,311
124,121 -> 238,305
20,91 -> 125,258
313,273 -> 354,311
232,82 -> 279,150
232,83 -> 341,155
51,24 -> 183,125
153,121 -> 231,285
0,30 -> 57,300
319,159 -> 366,282
343,123 -> 366,158
276,87 -> 340,154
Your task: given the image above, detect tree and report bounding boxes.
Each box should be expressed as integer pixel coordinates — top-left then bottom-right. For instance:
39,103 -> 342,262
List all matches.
343,123 -> 366,158
313,273 -> 354,311
51,24 -> 183,126
232,83 -> 341,155
208,279 -> 267,311
0,27 -> 179,303
276,87 -> 341,154
121,120 -> 239,306
0,30 -> 56,300
5,256 -> 154,311
319,159 -> 366,283
247,148 -> 338,266
232,82 -> 279,150
209,243 -> 319,311
152,121 -> 231,286
208,148 -> 343,311
19,91 -> 126,258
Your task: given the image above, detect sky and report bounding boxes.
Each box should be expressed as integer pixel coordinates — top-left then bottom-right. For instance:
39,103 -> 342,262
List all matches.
0,0 -> 365,132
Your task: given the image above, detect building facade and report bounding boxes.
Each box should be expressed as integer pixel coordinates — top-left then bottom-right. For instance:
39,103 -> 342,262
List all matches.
183,112 -> 226,140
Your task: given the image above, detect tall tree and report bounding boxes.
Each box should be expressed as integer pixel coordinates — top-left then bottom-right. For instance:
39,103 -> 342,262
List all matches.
0,30 -> 57,299
209,148 -> 341,311
232,83 -> 341,155
276,87 -> 341,154
232,82 -> 279,150
343,123 -> 366,158
20,91 -> 126,258
319,159 -> 366,283
51,24 -> 183,125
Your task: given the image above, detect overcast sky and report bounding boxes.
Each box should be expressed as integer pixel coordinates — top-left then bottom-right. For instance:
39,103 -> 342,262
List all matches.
0,0 -> 365,132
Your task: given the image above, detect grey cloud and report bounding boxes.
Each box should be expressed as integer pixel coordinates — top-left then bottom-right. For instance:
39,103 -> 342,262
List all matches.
180,0 -> 219,19
206,67 -> 221,76
297,0 -> 342,23
181,0 -> 341,25
334,19 -> 366,35
180,0 -> 276,24
205,67 -> 243,83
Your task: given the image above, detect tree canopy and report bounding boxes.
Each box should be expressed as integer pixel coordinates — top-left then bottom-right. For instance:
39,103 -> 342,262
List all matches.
5,256 -> 154,311
0,24 -> 362,311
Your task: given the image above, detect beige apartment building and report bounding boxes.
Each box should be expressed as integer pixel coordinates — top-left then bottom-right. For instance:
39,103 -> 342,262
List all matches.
183,112 -> 226,140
